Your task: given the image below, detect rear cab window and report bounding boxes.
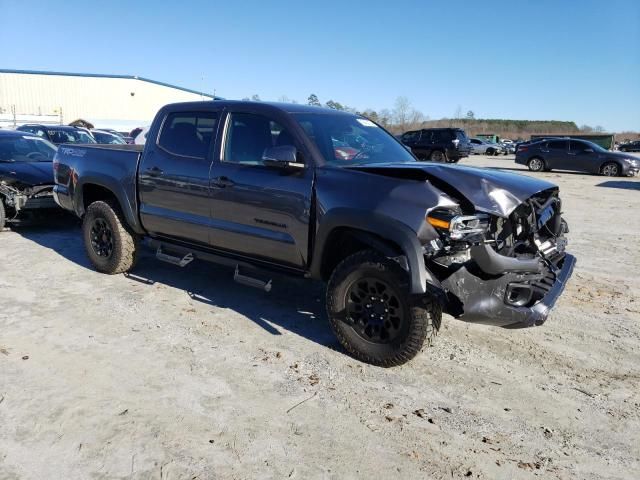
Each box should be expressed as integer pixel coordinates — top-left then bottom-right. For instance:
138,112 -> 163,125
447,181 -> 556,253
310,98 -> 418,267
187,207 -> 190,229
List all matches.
158,112 -> 218,158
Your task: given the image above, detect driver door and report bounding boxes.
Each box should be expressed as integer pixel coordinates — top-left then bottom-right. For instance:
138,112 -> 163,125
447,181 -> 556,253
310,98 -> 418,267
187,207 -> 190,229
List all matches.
207,110 -> 313,268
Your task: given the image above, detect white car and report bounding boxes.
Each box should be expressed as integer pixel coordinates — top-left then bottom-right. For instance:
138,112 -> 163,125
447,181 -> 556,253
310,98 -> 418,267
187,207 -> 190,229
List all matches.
469,138 -> 501,155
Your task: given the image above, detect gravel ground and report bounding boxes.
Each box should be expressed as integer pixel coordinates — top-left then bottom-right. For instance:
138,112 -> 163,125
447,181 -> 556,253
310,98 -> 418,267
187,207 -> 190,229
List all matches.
1,155 -> 639,479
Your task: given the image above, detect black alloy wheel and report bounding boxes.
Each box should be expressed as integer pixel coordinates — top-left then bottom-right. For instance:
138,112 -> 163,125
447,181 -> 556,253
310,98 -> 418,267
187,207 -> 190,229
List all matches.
345,277 -> 404,343
90,217 -> 114,258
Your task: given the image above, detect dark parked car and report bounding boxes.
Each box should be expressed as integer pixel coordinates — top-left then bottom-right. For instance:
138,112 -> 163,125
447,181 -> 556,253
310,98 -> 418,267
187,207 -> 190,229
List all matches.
400,128 -> 472,163
91,129 -> 127,145
516,138 -> 639,176
618,141 -> 640,152
16,124 -> 96,145
53,101 -> 575,366
0,130 -> 61,229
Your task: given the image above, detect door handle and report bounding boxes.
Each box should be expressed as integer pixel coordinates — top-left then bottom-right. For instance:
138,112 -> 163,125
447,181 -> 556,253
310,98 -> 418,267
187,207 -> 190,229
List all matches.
146,166 -> 164,176
211,176 -> 235,188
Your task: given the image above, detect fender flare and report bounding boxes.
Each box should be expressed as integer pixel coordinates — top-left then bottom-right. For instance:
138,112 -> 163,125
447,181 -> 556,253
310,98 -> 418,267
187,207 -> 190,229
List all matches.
75,176 -> 144,234
310,208 -> 440,294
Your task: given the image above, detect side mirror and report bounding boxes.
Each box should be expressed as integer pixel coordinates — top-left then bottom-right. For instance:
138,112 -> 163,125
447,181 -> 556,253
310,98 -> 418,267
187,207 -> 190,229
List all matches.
262,145 -> 303,168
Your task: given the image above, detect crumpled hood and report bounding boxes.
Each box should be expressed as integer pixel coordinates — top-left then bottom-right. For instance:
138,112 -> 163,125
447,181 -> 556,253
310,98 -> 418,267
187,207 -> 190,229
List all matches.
0,161 -> 54,186
350,162 -> 557,217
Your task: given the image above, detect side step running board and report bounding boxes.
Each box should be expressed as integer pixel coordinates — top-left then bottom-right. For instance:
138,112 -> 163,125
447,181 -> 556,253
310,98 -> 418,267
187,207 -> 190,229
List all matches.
156,247 -> 194,267
234,266 -> 272,292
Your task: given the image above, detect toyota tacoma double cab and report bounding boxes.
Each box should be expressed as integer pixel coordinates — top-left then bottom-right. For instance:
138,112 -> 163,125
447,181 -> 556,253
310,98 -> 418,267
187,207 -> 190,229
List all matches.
53,101 -> 575,366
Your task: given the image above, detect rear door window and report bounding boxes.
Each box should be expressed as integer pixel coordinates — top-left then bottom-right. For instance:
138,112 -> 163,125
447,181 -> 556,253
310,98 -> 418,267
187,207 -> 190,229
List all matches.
547,140 -> 567,150
402,131 -> 420,143
419,131 -> 433,142
569,140 -> 589,152
158,112 -> 218,159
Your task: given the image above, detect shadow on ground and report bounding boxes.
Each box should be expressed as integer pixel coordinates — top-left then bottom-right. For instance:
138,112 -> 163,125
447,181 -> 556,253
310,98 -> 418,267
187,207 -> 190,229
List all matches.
596,180 -> 640,191
14,222 -> 338,352
483,166 -> 587,176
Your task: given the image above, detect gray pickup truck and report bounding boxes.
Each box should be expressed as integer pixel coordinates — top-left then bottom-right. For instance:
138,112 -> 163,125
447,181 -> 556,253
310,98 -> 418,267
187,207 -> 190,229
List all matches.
53,101 -> 575,366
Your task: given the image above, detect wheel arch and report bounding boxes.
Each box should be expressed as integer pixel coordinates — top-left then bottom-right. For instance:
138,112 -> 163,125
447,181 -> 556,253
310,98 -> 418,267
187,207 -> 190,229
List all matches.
310,209 -> 441,294
77,180 -> 144,234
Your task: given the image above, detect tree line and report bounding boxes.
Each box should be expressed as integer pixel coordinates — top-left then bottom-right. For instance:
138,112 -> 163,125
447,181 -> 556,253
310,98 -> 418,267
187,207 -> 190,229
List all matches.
241,93 -> 625,139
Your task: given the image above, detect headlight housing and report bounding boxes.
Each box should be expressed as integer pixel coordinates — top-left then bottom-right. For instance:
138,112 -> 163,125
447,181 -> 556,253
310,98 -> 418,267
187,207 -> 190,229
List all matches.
427,210 -> 490,241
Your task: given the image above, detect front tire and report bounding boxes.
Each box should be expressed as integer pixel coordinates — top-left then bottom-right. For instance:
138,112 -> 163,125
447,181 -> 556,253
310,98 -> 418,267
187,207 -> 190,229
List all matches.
82,200 -> 138,274
326,250 -> 441,367
600,162 -> 620,177
527,157 -> 545,172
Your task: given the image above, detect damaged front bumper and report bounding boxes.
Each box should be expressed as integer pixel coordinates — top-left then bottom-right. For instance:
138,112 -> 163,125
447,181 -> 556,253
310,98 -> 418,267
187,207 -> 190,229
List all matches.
0,183 -> 59,220
439,246 -> 576,328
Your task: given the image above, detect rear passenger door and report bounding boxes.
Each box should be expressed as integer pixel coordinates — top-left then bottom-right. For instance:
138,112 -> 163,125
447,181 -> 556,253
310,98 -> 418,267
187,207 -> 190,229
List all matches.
414,130 -> 433,159
207,109 -> 313,268
542,140 -> 568,169
138,110 -> 218,246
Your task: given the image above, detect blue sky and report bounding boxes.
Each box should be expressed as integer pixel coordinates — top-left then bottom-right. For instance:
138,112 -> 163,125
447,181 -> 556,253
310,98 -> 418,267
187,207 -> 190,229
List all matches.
1,0 -> 638,131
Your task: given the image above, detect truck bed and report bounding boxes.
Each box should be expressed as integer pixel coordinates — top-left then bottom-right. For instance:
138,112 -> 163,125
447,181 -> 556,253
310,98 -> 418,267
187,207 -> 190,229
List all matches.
53,143 -> 144,228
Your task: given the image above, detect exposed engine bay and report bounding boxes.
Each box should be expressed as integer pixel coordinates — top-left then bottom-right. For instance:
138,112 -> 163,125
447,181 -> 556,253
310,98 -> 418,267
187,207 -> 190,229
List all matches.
424,188 -> 573,327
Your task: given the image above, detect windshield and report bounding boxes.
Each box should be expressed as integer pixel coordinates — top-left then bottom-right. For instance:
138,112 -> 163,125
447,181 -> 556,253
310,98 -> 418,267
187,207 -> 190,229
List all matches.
294,113 -> 416,166
48,128 -> 96,144
0,136 -> 58,162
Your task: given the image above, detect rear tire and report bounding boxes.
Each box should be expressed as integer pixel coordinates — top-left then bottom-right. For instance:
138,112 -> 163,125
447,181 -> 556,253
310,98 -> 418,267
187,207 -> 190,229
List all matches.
82,200 -> 138,274
600,162 -> 620,177
0,199 -> 6,231
429,150 -> 446,162
326,250 -> 441,367
527,157 -> 545,172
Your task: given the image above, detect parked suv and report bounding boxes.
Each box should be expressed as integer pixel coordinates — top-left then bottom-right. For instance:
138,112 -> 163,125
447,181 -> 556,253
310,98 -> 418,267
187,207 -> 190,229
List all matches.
515,138 -> 640,176
400,128 -> 472,163
618,140 -> 640,152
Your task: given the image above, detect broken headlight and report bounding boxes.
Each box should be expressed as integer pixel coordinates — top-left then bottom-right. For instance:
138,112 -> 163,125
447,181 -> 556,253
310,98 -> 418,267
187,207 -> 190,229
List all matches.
427,209 -> 490,241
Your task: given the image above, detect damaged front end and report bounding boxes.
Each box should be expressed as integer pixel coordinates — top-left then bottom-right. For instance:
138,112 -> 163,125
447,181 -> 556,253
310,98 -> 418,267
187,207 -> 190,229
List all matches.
424,188 -> 576,328
0,181 -> 59,223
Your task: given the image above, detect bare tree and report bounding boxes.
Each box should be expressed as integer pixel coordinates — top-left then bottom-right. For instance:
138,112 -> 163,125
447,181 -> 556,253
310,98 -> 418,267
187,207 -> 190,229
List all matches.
393,96 -> 411,130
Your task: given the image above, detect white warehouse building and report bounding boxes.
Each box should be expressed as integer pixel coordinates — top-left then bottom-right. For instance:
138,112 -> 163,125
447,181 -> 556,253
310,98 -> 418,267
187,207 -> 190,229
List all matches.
0,69 -> 216,131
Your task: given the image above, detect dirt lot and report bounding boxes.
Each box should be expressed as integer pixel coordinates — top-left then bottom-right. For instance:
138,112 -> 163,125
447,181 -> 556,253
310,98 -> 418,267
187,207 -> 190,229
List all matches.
1,155 -> 639,479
